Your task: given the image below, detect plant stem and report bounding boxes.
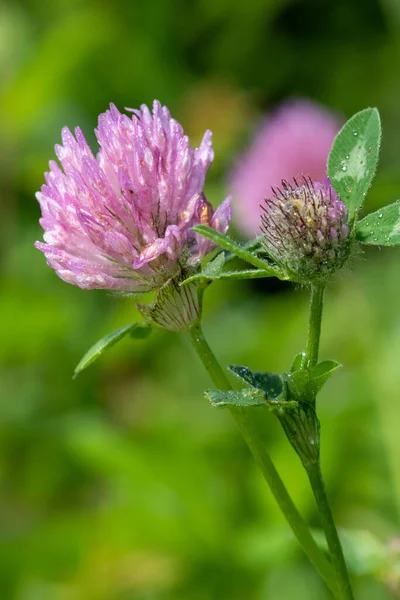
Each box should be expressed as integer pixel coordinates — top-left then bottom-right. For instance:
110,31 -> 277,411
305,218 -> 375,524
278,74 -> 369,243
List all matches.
306,283 -> 325,371
303,284 -> 354,599
307,463 -> 354,600
188,322 -> 337,595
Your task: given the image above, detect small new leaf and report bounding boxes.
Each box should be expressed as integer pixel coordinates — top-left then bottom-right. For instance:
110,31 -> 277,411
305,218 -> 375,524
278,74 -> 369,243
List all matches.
205,388 -> 266,408
284,370 -> 310,399
356,201 -> 400,245
202,252 -> 225,276
309,360 -> 342,394
328,108 -> 381,218
74,323 -> 142,377
291,352 -> 306,373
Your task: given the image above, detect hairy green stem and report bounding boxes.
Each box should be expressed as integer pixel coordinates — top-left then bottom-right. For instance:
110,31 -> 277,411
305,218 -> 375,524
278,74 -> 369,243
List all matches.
306,283 -> 325,372
307,463 -> 354,600
303,284 -> 354,599
189,322 -> 337,595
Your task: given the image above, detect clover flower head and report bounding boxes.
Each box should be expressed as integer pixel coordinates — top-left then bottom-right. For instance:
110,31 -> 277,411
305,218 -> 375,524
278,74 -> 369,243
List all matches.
261,176 -> 351,282
35,101 -> 231,294
229,99 -> 341,237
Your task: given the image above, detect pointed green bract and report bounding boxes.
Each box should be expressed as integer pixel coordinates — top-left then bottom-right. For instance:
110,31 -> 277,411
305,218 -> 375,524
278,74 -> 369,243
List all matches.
205,388 -> 266,408
291,352 -> 306,373
328,108 -> 381,218
192,225 -> 285,277
74,322 -> 143,377
356,201 -> 400,245
309,360 -> 342,395
284,370 -> 309,398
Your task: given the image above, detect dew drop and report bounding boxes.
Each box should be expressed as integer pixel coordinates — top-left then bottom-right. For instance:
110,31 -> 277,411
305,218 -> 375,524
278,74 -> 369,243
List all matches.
353,131 -> 358,136
341,165 -> 347,172
378,213 -> 383,218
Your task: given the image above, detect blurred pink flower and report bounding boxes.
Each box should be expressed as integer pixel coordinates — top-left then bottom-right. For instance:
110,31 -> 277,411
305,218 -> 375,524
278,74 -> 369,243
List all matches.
228,99 -> 342,237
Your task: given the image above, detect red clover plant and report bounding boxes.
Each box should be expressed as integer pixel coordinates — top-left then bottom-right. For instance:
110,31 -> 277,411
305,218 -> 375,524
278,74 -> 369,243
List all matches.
36,103 -> 393,600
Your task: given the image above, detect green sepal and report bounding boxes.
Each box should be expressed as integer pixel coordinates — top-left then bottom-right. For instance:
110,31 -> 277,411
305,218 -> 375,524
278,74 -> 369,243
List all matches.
356,201 -> 400,245
309,360 -> 342,395
192,225 -> 286,278
73,322 -> 148,378
205,388 -> 266,408
328,107 -> 381,219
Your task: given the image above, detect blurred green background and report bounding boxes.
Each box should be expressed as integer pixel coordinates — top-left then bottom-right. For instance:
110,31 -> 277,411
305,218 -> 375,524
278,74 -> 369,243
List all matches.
1,0 -> 400,598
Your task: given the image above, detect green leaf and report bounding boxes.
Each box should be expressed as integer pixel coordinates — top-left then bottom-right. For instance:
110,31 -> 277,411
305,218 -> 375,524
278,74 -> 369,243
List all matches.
205,388 -> 266,408
309,360 -> 342,394
229,365 -> 283,399
291,352 -> 306,373
74,323 -> 141,377
356,201 -> 400,245
192,225 -> 285,277
328,108 -> 381,218
181,268 -> 275,286
223,236 -> 263,263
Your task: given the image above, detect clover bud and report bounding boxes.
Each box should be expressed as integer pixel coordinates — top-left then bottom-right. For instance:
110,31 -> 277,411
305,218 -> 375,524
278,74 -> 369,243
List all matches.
261,176 -> 351,282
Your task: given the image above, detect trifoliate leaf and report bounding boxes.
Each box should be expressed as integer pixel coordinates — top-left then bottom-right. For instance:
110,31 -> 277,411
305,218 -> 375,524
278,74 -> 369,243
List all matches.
74,322 -> 143,377
328,108 -> 381,218
356,201 -> 400,245
205,388 -> 266,408
229,365 -> 283,399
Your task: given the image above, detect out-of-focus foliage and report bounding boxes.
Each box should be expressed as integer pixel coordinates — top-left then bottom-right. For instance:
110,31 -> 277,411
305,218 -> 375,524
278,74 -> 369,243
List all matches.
1,0 -> 400,598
